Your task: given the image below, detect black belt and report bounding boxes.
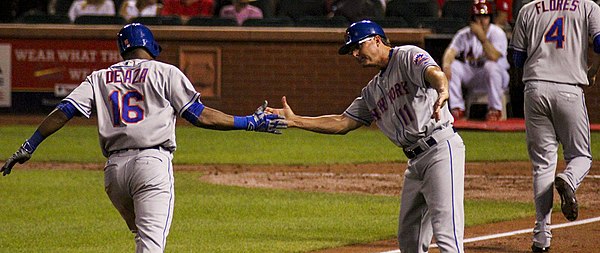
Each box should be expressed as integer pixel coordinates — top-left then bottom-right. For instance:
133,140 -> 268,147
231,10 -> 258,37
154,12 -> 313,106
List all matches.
402,127 -> 456,159
108,145 -> 161,156
403,138 -> 437,159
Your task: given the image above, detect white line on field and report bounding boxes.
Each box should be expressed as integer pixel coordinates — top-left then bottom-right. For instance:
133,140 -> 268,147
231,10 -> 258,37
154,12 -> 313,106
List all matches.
378,216 -> 600,253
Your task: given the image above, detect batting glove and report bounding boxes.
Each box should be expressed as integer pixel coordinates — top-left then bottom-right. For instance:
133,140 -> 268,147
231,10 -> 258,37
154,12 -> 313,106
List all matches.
248,101 -> 287,134
1,143 -> 33,176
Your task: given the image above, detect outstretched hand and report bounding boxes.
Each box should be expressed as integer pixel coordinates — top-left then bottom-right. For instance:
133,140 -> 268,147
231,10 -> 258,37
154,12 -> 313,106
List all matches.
1,145 -> 32,176
265,96 -> 296,122
248,100 -> 287,134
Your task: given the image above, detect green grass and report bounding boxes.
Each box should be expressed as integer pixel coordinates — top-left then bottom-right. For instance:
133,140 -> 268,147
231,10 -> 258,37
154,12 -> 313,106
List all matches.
0,170 -> 535,253
3,125 -> 598,164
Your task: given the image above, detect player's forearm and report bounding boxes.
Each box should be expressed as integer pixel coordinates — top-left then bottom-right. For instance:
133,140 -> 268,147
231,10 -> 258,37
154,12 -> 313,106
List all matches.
441,48 -> 456,69
481,40 -> 502,61
37,109 -> 71,137
289,115 -> 357,135
426,66 -> 449,92
195,107 -> 235,130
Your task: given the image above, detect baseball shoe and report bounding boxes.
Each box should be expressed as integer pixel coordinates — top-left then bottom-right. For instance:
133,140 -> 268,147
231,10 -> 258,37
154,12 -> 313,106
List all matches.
485,109 -> 503,121
531,244 -> 550,252
451,108 -> 465,121
555,176 -> 578,221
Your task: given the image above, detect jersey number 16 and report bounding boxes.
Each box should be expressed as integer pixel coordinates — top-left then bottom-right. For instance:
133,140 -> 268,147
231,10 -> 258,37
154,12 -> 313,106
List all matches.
109,90 -> 144,126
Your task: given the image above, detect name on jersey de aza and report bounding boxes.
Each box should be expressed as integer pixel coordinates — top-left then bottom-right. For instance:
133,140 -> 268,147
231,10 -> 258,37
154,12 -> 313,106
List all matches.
105,67 -> 149,85
535,0 -> 579,14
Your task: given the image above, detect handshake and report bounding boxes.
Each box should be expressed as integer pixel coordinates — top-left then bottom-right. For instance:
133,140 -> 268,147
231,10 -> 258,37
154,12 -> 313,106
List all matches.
238,100 -> 287,134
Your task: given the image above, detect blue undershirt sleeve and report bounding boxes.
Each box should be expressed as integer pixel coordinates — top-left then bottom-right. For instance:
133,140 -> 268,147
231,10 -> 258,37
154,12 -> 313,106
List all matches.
56,101 -> 79,120
512,50 -> 527,68
182,101 -> 205,124
594,35 -> 600,54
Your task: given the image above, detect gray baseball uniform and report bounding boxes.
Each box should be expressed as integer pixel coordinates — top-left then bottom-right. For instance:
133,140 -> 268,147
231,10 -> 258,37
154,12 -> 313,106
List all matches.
510,0 -> 600,248
344,46 -> 466,253
64,59 -> 200,252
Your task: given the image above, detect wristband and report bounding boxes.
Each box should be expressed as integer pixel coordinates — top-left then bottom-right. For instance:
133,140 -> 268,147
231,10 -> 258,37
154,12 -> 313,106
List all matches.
233,116 -> 250,130
23,130 -> 45,153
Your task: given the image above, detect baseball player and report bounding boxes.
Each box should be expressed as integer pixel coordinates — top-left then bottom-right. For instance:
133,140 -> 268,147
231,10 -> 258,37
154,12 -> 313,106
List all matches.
510,0 -> 600,251
442,0 -> 510,121
1,23 -> 285,252
267,20 -> 466,253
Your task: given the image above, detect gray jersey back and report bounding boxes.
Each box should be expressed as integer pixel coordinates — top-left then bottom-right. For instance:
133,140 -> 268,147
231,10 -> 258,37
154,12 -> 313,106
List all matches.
510,0 -> 600,85
63,59 -> 200,157
343,46 -> 453,148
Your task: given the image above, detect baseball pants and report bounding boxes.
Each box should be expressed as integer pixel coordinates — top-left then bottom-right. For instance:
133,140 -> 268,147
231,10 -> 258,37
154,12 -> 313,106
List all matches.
449,60 -> 510,111
104,147 -> 175,253
398,133 -> 465,253
524,81 -> 592,247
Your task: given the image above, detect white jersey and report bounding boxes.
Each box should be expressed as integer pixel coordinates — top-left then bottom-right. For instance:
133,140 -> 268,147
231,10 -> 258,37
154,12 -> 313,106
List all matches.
344,46 -> 453,148
448,24 -> 510,70
63,59 -> 201,157
510,0 -> 600,85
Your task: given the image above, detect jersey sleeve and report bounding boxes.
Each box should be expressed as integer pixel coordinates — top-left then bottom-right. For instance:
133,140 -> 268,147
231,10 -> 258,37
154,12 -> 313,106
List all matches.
166,66 -> 202,117
509,7 -> 527,52
343,90 -> 373,126
489,26 -> 508,56
62,76 -> 95,118
589,1 -> 600,41
405,47 -> 438,88
448,29 -> 466,52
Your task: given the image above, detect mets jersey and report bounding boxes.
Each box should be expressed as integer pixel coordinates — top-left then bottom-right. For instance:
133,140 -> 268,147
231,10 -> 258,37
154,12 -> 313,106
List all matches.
63,59 -> 201,157
344,45 -> 453,148
448,24 -> 510,69
510,0 -> 600,85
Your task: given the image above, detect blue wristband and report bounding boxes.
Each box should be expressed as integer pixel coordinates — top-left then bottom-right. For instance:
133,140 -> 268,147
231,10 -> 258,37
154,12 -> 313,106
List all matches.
23,130 -> 45,153
594,35 -> 600,54
233,116 -> 250,130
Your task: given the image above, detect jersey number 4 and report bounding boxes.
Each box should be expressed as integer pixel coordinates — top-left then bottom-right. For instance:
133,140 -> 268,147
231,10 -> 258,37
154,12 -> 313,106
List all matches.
109,90 -> 144,126
544,17 -> 565,49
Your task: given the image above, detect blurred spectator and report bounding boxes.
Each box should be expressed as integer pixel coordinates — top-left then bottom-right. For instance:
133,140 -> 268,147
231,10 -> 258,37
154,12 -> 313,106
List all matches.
68,0 -> 116,22
219,0 -> 263,25
442,0 -> 509,121
0,0 -> 18,23
494,0 -> 513,33
17,0 -> 50,17
327,0 -> 383,22
160,0 -> 214,24
49,0 -> 75,15
118,0 -> 159,22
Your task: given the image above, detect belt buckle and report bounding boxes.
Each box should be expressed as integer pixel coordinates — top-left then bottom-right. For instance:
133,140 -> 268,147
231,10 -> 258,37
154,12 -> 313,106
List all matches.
403,148 -> 417,159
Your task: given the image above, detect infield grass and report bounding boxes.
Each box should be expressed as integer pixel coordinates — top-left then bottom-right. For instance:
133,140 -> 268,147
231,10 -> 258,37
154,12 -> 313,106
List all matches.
1,125 -> 592,252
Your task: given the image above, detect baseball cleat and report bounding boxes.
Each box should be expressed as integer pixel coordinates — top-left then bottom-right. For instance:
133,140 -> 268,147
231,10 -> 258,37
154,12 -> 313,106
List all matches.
555,176 -> 578,221
531,244 -> 550,252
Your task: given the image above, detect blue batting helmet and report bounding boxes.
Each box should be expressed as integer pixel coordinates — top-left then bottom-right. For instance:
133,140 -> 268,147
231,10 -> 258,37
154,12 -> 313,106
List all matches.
117,23 -> 161,58
338,20 -> 387,55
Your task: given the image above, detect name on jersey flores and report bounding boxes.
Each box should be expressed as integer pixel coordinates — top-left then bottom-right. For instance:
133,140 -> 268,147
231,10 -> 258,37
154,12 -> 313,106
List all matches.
105,68 -> 149,85
371,81 -> 410,121
534,0 -> 579,14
